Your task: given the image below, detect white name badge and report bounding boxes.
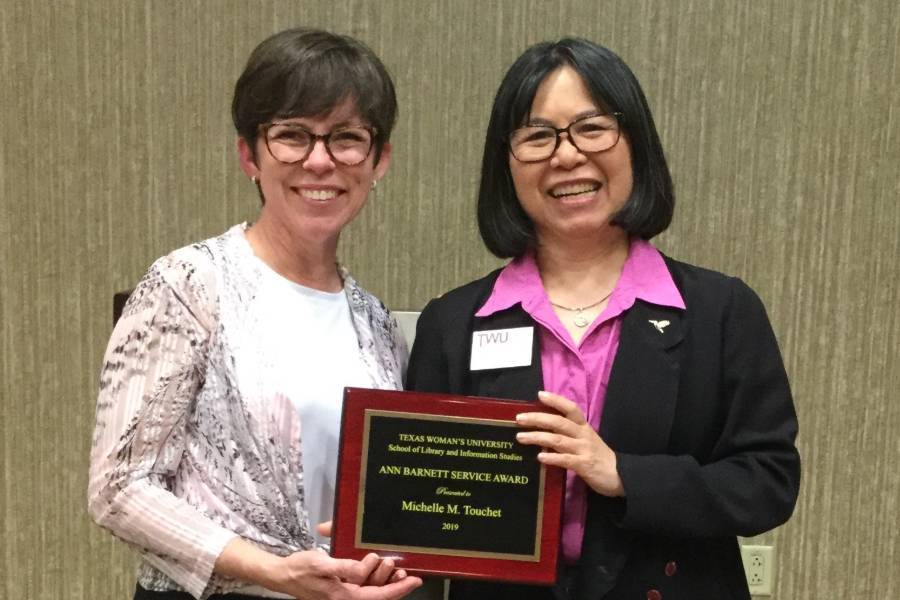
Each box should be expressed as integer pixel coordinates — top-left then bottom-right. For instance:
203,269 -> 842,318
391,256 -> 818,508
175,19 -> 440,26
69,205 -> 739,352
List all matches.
469,327 -> 534,371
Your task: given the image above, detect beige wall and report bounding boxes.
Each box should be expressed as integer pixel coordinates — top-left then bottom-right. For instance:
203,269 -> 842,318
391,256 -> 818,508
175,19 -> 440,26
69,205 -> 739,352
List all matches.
2,1 -> 898,597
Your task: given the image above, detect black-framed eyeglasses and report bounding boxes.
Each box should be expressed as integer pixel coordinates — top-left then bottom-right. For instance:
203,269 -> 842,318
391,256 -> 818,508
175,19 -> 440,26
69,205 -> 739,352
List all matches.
508,112 -> 624,163
260,122 -> 377,166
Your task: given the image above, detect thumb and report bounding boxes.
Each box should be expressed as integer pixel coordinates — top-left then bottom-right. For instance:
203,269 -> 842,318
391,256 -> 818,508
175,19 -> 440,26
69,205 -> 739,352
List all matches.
316,520 -> 332,538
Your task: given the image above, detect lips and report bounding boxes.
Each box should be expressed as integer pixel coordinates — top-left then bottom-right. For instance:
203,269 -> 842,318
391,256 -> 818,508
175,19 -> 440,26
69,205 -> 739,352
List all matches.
549,181 -> 601,199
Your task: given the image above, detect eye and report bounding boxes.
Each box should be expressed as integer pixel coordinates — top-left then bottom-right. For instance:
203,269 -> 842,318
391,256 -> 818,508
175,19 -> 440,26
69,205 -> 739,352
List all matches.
513,127 -> 556,146
572,116 -> 616,137
269,126 -> 311,145
330,128 -> 371,146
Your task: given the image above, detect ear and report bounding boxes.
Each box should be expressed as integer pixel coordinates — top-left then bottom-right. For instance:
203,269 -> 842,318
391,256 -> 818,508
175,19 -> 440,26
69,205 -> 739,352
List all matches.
237,137 -> 259,179
372,142 -> 392,183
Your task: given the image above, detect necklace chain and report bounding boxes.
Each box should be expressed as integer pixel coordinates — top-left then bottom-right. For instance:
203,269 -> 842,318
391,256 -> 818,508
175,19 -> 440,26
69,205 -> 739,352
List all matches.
549,290 -> 614,328
549,290 -> 613,313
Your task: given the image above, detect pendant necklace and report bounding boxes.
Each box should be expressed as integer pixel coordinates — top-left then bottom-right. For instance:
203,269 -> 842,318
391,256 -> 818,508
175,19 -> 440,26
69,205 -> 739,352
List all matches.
549,290 -> 614,328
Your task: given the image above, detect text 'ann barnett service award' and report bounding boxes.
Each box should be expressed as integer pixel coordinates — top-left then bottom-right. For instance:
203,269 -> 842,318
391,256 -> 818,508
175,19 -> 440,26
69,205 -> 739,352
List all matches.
330,388 -> 564,585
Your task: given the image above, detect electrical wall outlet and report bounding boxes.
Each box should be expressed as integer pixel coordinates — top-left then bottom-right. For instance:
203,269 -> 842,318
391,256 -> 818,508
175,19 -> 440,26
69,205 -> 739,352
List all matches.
740,544 -> 774,596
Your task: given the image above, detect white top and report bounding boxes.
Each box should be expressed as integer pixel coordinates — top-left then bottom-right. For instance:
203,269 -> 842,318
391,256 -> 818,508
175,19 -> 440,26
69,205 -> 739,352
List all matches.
253,257 -> 372,548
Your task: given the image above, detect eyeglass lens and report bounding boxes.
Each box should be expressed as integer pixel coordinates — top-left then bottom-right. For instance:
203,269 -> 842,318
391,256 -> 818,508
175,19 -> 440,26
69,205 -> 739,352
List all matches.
509,114 -> 620,162
265,124 -> 374,166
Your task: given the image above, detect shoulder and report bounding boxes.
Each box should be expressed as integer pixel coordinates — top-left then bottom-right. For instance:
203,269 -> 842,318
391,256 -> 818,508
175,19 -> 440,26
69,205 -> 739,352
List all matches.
160,240 -> 217,285
156,234 -> 222,300
663,256 -> 763,309
661,255 -> 772,333
121,229 -> 237,325
663,255 -> 734,294
419,269 -> 504,324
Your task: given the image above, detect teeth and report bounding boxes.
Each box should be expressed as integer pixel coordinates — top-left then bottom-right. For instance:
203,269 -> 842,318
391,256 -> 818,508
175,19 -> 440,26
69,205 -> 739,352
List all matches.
550,183 -> 599,198
300,189 -> 338,201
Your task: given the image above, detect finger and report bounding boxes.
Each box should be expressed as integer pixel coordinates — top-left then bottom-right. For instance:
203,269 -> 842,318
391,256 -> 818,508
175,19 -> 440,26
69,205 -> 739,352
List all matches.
516,412 -> 582,437
356,553 -> 385,583
537,451 -> 580,470
364,556 -> 395,586
316,520 -> 333,538
516,430 -> 578,453
516,410 -> 567,428
537,390 -> 587,424
327,554 -> 380,584
351,576 -> 423,599
388,568 -> 407,583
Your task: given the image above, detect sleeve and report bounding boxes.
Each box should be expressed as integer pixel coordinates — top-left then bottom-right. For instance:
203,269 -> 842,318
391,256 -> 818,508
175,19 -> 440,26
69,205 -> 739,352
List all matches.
87,254 -> 237,599
615,278 -> 801,538
405,299 -> 451,393
389,312 -> 410,384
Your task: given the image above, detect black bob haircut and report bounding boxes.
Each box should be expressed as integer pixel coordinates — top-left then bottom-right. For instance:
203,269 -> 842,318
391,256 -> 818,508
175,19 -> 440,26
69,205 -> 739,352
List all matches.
232,28 -> 397,164
478,38 -> 675,258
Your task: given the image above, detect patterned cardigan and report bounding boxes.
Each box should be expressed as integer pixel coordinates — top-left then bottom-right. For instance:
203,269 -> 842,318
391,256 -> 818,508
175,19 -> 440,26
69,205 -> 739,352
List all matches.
88,224 -> 407,598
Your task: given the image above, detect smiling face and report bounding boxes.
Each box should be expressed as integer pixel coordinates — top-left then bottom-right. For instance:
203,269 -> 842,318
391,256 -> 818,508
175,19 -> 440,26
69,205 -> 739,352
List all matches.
238,97 -> 391,250
509,66 -> 633,248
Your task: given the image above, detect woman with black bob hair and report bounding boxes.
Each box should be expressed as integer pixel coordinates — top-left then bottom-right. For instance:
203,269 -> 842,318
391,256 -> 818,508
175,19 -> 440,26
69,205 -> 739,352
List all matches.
478,39 -> 673,258
89,28 -> 422,600
407,38 -> 799,600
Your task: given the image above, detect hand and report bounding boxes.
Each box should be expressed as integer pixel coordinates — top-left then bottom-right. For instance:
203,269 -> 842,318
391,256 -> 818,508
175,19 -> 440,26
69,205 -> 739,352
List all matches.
216,537 -> 421,600
270,550 -> 422,600
515,390 -> 625,497
315,521 -> 403,585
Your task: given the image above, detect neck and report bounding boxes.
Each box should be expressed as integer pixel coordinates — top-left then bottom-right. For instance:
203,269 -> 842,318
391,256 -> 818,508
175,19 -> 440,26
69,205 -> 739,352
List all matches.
245,213 -> 343,292
535,227 -> 630,306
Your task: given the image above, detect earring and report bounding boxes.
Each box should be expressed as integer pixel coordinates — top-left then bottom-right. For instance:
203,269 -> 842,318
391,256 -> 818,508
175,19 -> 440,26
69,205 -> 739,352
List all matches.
251,175 -> 258,184
371,180 -> 378,190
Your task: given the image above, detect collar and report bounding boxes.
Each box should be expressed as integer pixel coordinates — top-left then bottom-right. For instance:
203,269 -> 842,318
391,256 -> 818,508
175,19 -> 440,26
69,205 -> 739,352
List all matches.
475,238 -> 686,319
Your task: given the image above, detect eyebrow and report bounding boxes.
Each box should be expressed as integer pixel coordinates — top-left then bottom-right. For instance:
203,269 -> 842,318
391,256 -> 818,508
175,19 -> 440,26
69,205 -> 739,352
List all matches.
525,109 -> 603,127
273,118 -> 366,129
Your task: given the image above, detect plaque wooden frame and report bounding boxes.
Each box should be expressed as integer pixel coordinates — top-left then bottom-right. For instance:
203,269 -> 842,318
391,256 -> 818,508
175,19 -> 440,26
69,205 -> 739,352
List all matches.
331,387 -> 564,585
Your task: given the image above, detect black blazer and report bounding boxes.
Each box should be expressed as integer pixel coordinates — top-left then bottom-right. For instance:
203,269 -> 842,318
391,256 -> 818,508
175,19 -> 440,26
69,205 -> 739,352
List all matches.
406,256 -> 800,600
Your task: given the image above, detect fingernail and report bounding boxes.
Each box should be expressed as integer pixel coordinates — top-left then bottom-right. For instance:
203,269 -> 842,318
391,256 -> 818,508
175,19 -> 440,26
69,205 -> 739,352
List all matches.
538,390 -> 548,399
516,432 -> 525,441
515,413 -> 525,422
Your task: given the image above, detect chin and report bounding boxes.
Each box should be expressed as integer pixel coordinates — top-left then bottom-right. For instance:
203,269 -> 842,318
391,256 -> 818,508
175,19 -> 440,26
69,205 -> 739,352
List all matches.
546,220 -> 625,244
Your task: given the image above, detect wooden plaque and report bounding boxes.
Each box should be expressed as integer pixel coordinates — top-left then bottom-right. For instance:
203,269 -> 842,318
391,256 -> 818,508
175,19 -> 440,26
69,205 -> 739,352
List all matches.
331,387 -> 564,585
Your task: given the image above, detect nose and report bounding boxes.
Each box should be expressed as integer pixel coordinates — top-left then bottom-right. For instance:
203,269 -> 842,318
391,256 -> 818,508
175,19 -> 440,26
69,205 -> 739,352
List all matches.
301,139 -> 336,174
550,133 -> 586,169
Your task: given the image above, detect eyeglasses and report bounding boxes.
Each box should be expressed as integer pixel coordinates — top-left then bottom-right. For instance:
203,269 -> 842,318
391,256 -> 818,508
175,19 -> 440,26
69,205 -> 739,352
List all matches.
261,122 -> 377,166
508,113 -> 624,163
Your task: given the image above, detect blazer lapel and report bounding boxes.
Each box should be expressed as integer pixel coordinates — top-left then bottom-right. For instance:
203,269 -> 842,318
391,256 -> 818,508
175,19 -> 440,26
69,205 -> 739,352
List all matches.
467,307 -> 543,403
600,300 -> 684,453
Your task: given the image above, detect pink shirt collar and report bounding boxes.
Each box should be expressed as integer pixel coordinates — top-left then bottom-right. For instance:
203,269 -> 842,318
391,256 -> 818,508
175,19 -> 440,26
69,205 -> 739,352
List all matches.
475,238 -> 686,320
